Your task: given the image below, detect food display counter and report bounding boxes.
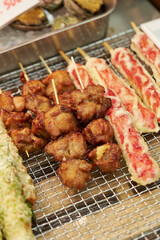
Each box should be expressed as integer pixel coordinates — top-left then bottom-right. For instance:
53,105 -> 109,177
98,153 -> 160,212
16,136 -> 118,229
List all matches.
0,0 -> 160,240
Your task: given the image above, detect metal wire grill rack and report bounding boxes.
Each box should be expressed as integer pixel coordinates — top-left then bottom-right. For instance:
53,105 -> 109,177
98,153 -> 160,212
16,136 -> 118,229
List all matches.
0,29 -> 160,240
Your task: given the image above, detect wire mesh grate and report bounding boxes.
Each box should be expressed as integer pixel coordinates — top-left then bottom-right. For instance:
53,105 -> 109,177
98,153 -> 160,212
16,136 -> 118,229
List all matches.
0,29 -> 160,240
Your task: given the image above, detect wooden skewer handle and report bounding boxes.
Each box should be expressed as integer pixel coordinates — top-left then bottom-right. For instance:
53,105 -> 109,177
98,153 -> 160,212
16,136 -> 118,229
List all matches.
130,21 -> 141,33
59,50 -> 71,64
76,47 -> 89,60
103,42 -> 113,54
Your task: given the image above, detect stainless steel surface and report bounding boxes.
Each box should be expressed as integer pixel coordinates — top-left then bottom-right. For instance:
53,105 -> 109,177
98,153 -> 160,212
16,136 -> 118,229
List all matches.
0,29 -> 160,240
0,0 -> 116,76
108,0 -> 160,36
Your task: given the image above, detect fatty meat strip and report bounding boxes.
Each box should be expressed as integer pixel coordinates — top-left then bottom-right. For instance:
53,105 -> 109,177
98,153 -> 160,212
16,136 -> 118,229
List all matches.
84,56 -> 159,133
66,59 -> 160,185
131,29 -> 160,86
0,118 -> 35,240
109,46 -> 160,122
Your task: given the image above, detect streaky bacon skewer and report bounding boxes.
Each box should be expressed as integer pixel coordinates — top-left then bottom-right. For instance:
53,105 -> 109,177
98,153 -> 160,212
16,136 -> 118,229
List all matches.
59,50 -> 160,185
130,22 -> 160,86
103,42 -> 160,122
76,47 -> 159,134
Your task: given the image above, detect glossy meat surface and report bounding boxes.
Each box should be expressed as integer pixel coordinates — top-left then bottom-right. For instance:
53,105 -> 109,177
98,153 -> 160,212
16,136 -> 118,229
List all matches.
83,118 -> 114,146
45,132 -> 87,161
21,80 -> 46,96
25,95 -> 51,114
57,158 -> 93,191
88,143 -> 121,173
59,85 -> 111,123
1,110 -> 31,131
13,96 -> 26,112
44,104 -> 78,140
44,69 -> 75,98
10,127 -> 48,153
0,91 -> 14,112
32,112 -> 50,138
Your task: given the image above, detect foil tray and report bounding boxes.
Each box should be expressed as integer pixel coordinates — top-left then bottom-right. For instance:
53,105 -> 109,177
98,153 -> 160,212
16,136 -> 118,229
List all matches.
0,0 -> 116,75
0,29 -> 160,240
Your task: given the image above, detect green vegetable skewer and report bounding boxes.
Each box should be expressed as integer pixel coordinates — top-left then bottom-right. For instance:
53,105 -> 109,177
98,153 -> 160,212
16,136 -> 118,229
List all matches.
0,118 -> 35,240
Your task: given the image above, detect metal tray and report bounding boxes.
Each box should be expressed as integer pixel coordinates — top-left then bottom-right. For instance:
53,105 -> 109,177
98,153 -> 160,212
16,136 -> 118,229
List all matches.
0,29 -> 160,240
0,0 -> 116,75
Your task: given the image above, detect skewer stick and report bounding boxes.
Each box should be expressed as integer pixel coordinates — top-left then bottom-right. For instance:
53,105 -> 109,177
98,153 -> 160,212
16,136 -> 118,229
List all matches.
103,42 -> 113,55
33,44 -> 59,104
76,47 -> 89,60
75,48 -> 107,89
40,55 -> 59,104
12,50 -> 30,82
25,150 -> 30,158
51,79 -> 59,104
130,21 -> 141,34
59,50 -> 85,90
59,50 -> 71,64
71,56 -> 84,90
92,67 -> 106,89
39,56 -> 59,104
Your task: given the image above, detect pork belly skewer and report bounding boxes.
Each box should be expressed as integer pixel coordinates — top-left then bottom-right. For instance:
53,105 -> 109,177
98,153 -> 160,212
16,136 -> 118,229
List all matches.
103,42 -> 160,122
76,47 -> 159,134
60,50 -> 160,185
130,22 -> 160,86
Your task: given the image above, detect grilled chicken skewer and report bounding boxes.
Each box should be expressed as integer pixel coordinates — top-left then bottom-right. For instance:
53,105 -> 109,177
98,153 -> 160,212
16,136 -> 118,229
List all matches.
76,47 -> 159,134
103,41 -> 160,123
130,21 -> 160,86
35,52 -> 94,190
60,49 -> 160,185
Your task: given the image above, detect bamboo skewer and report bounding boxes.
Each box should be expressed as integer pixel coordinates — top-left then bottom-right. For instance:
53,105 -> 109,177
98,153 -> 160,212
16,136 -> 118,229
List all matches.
11,50 -> 30,157
32,43 -> 59,105
59,50 -> 71,64
70,56 -> 84,90
36,53 -> 59,104
76,47 -> 107,89
12,50 -> 30,82
130,21 -> 141,34
59,50 -> 85,90
76,47 -> 89,60
103,42 -> 113,54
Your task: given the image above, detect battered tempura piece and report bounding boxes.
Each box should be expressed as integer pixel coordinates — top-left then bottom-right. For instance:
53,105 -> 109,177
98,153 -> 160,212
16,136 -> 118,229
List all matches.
21,80 -> 46,96
44,104 -> 78,140
88,143 -> 121,174
25,95 -> 51,114
57,158 -> 93,191
45,132 -> 87,161
83,118 -> 114,146
32,112 -> 50,139
10,127 -> 48,153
